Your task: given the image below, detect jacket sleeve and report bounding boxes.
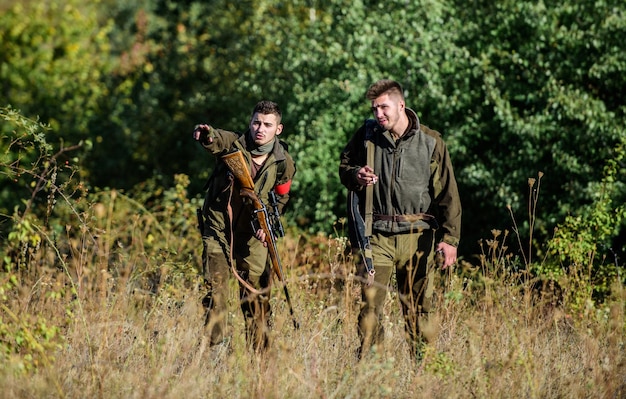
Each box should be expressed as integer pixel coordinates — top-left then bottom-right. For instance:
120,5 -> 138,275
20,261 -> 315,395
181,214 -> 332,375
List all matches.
274,149 -> 296,214
431,136 -> 462,247
339,125 -> 367,192
200,127 -> 240,155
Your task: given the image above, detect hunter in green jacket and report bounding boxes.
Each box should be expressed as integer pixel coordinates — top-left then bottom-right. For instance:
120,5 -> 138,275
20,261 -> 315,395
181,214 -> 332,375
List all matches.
193,100 -> 295,352
339,79 -> 461,361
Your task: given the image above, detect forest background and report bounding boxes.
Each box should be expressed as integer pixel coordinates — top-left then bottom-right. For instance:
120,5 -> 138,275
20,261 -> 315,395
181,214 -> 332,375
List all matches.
2,0 -> 626,259
0,0 -> 625,397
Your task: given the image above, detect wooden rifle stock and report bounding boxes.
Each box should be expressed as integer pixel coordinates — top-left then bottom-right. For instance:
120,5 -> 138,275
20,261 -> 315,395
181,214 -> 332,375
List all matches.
221,150 -> 285,280
221,150 -> 299,328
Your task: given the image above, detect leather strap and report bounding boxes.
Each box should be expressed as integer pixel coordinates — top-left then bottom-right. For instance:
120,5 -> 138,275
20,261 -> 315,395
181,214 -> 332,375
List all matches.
373,213 -> 439,228
364,140 -> 375,236
373,213 -> 434,222
225,174 -> 262,295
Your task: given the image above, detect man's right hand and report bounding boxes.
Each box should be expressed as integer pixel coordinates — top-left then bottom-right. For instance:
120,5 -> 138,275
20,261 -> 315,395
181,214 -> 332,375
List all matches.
254,228 -> 268,247
193,124 -> 213,144
356,165 -> 378,186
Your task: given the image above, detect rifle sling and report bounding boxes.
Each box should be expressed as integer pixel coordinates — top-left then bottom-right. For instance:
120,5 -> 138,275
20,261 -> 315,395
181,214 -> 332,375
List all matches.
361,139 -> 376,285
364,140 -> 374,236
225,175 -> 262,296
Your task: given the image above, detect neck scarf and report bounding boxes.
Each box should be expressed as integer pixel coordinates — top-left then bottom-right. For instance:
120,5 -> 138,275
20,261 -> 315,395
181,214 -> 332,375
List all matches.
250,138 -> 275,156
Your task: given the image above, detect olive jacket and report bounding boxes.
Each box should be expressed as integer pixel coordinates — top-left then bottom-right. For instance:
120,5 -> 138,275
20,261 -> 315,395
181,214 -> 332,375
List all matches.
199,128 -> 296,240
339,108 -> 461,247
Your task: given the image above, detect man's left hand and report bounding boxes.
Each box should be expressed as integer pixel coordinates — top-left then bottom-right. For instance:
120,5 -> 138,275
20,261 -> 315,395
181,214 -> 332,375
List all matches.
436,242 -> 457,270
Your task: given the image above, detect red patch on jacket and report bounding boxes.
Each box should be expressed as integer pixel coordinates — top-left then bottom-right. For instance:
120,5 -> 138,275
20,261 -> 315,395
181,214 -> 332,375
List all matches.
274,180 -> 292,196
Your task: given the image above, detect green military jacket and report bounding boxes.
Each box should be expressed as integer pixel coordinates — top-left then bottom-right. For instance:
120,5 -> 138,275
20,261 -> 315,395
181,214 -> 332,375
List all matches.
200,127 -> 296,239
339,108 -> 461,247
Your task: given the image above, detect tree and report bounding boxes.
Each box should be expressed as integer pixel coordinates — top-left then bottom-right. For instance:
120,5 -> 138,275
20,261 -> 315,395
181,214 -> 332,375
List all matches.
447,0 -> 626,256
3,0 -> 624,263
0,0 -> 111,218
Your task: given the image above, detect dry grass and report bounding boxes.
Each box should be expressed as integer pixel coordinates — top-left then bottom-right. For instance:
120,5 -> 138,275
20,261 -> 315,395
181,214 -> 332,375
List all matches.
1,231 -> 624,399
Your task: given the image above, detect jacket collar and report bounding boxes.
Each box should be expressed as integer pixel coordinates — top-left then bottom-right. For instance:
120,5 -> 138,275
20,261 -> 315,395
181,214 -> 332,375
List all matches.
404,108 -> 421,137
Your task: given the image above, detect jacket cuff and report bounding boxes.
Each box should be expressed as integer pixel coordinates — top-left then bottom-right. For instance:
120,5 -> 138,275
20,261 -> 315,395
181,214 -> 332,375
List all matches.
352,169 -> 365,191
442,234 -> 459,248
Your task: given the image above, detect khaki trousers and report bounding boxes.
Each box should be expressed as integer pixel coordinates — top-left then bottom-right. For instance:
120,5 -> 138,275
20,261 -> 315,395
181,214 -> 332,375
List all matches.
358,228 -> 436,358
202,231 -> 271,351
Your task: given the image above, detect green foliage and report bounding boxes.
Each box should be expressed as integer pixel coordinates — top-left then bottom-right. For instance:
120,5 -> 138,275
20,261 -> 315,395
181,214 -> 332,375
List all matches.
425,350 -> 455,378
0,107 -> 78,377
1,1 -> 104,274
0,1 -> 110,169
554,141 -> 626,262
84,0 -> 299,191
0,105 -> 51,217
542,142 -> 626,305
0,273 -> 64,375
0,107 -> 202,377
447,0 -> 626,255
257,0 -> 463,232
0,105 -> 83,260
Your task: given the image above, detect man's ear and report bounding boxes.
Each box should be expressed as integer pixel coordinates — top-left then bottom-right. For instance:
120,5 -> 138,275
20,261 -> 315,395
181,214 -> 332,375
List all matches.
276,123 -> 284,135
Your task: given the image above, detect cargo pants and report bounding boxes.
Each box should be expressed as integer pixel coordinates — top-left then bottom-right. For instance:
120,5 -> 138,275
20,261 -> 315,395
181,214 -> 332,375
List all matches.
358,228 -> 436,359
202,229 -> 271,351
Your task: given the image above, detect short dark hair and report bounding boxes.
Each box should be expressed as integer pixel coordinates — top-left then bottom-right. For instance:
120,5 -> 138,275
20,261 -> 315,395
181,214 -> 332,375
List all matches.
253,100 -> 282,122
366,79 -> 404,101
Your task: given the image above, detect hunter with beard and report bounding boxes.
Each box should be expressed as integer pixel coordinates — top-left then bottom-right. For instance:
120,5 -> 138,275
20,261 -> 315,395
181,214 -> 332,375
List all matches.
339,80 -> 461,361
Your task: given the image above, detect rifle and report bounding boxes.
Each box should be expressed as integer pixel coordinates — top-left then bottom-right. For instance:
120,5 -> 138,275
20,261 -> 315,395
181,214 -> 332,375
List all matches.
196,207 -> 205,236
221,149 -> 299,329
347,190 -> 375,286
268,190 -> 285,238
346,138 -> 377,286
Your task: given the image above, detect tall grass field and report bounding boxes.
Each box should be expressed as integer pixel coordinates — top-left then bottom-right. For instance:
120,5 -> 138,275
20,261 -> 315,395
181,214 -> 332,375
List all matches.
1,176 -> 624,398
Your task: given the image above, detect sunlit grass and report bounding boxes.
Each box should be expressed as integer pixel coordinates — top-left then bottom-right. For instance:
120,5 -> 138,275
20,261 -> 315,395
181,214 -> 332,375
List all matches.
1,229 -> 624,399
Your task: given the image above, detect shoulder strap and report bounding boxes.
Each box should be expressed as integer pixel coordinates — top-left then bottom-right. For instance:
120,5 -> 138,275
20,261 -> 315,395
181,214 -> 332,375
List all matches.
364,119 -> 378,141
364,140 -> 374,236
363,120 -> 377,236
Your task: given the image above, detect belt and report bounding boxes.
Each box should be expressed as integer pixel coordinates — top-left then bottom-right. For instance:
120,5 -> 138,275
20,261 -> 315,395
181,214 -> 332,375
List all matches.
373,213 -> 438,226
